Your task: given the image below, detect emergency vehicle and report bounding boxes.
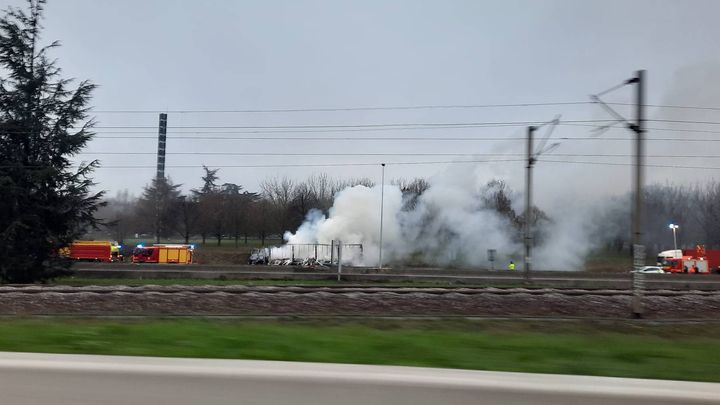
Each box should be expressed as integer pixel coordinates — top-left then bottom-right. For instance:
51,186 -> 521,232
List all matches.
62,241 -> 123,262
132,244 -> 194,264
657,245 -> 720,274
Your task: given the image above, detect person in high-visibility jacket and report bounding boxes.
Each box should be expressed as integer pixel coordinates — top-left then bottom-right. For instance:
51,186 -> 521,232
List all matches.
508,261 -> 516,270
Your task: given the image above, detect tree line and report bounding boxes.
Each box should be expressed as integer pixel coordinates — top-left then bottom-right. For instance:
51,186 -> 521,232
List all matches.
97,171 -> 556,250
592,182 -> 720,253
99,169 -> 393,246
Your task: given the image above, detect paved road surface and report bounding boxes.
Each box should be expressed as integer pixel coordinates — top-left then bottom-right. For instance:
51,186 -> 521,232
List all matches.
0,352 -> 718,404
71,265 -> 720,290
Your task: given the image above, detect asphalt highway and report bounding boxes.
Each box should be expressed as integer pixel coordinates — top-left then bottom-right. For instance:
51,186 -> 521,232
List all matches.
0,352 -> 718,404
70,264 -> 720,290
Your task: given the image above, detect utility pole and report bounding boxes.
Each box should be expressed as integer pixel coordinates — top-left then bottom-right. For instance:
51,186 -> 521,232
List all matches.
590,70 -> 646,317
524,126 -> 536,280
630,70 -> 645,318
378,163 -> 386,268
518,118 -> 559,278
590,70 -> 646,269
630,70 -> 645,269
155,113 -> 168,244
157,113 -> 168,180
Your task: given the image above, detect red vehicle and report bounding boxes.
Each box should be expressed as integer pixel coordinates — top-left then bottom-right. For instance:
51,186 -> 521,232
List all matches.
660,245 -> 720,274
64,241 -> 122,262
132,244 -> 194,264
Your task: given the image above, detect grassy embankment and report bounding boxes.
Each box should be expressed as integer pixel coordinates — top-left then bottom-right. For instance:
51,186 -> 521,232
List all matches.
0,318 -> 717,382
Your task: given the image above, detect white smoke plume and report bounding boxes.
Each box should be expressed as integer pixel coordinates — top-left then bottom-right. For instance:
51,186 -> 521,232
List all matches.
276,165 -> 596,270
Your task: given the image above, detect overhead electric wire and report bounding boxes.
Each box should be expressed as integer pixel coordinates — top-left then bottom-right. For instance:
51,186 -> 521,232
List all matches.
62,158 -> 527,169
0,119 -> 620,134
607,102 -> 720,112
91,102 -> 595,114
74,151 -> 720,158
73,159 -> 720,170
539,159 -> 720,170
7,157 -> 720,170
79,119 -> 621,130
87,135 -> 720,142
560,122 -> 720,135
89,102 -> 720,114
3,119 -> 720,135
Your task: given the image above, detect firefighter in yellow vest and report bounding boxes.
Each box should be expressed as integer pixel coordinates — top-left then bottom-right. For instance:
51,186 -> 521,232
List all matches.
508,261 -> 516,271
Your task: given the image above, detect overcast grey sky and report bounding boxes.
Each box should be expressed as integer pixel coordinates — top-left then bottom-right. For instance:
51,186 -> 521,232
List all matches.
2,0 -> 720,206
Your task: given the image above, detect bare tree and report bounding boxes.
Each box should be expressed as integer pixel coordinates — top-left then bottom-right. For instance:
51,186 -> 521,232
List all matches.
305,173 -> 334,212
692,181 -> 720,249
392,177 -> 430,210
260,176 -> 296,235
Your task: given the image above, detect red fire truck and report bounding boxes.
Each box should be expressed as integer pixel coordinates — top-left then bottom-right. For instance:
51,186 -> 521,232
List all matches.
132,244 -> 194,264
62,241 -> 123,262
658,245 -> 720,274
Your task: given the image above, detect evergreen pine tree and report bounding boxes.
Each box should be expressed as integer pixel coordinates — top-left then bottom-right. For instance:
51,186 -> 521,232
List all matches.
0,0 -> 103,282
135,177 -> 183,244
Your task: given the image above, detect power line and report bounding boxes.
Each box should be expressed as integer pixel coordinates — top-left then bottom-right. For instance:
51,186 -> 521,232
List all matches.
4,119 -> 720,135
88,135 -> 720,142
539,159 -> 720,170
101,118 -> 720,129
608,102 -> 720,112
0,119 -> 620,134
80,119 -> 620,130
67,159 -> 527,169
647,118 -> 720,126
91,102 -> 594,114
75,151 -> 720,158
561,122 -> 720,135
73,159 -> 720,170
6,157 -> 719,170
89,102 -> 720,114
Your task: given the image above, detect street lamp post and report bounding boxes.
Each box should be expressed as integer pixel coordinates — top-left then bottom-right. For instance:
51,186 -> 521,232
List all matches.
669,224 -> 679,254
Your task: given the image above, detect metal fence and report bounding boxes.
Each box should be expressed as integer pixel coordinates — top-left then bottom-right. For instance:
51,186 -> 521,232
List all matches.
270,242 -> 363,265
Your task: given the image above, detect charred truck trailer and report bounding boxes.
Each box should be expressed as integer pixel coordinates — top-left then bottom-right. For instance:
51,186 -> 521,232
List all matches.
657,245 -> 720,274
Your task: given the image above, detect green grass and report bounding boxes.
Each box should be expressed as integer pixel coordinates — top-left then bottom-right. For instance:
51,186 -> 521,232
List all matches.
0,318 -> 717,382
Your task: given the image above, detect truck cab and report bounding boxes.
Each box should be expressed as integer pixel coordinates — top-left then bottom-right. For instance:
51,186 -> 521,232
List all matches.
656,249 -> 682,266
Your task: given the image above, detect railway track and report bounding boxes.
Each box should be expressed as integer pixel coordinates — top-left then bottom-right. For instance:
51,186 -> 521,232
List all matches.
0,284 -> 718,319
2,285 -> 720,296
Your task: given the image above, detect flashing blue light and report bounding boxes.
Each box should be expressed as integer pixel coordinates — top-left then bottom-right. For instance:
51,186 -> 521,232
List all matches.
118,245 -> 123,249
190,244 -> 195,250
136,244 -> 143,248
